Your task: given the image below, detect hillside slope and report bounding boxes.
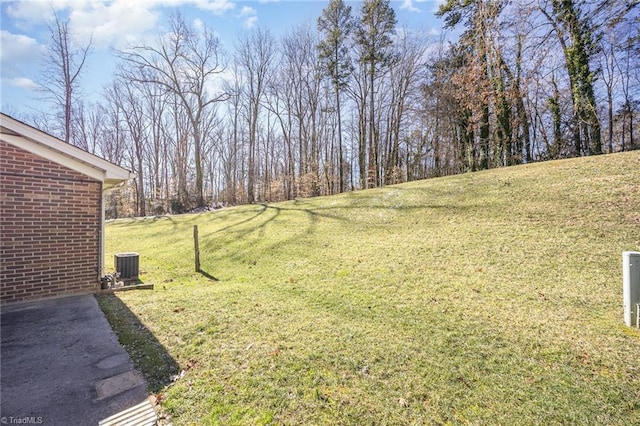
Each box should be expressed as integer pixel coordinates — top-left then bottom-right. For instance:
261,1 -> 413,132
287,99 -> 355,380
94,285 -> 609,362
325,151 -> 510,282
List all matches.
102,152 -> 640,425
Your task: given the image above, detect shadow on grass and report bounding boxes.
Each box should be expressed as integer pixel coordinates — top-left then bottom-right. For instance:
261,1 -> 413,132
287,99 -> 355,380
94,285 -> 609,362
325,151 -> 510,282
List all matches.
198,269 -> 219,281
96,294 -> 180,394
195,188 -> 490,268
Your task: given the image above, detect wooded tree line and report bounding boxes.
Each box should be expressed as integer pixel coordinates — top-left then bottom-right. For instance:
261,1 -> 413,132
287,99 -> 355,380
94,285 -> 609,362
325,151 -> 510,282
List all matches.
30,0 -> 639,217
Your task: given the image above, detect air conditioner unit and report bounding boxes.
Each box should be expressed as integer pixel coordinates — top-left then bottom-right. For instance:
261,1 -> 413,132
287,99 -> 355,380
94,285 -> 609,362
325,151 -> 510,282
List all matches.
114,252 -> 139,281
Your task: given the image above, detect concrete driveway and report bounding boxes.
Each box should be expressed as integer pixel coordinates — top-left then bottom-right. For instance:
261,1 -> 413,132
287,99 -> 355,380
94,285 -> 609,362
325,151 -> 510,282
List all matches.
1,295 -> 155,425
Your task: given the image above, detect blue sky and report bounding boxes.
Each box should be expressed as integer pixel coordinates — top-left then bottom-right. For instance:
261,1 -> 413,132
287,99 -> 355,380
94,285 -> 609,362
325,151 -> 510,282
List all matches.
1,0 -> 445,117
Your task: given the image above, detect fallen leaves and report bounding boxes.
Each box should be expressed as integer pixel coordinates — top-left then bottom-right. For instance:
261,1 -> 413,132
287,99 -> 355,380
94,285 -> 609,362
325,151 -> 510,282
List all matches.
170,370 -> 186,382
169,358 -> 198,383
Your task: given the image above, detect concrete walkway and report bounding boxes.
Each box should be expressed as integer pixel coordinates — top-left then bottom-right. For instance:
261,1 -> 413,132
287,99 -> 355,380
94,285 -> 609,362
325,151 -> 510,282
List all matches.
1,295 -> 153,425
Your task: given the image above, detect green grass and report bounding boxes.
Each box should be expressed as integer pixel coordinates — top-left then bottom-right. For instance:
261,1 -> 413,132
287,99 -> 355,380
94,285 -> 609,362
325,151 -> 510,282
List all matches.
99,152 -> 640,425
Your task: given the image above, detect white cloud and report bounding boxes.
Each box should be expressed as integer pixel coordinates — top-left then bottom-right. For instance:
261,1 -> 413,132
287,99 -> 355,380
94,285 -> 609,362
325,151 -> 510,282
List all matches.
6,0 -> 83,27
8,77 -> 40,90
0,31 -> 43,98
237,5 -> 257,29
195,0 -> 235,14
244,16 -> 258,29
193,17 -> 205,32
6,0 -> 237,48
400,0 -> 421,13
0,31 -> 41,60
70,1 -> 161,48
239,6 -> 256,17
0,31 -> 43,74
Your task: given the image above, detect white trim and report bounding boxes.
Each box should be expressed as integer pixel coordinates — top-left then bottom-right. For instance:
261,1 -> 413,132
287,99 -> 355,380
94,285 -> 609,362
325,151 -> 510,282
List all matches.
2,133 -> 106,181
0,113 -> 133,188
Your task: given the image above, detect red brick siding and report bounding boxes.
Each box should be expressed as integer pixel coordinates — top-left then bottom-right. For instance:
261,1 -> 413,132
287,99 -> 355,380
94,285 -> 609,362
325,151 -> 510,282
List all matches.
0,140 -> 102,303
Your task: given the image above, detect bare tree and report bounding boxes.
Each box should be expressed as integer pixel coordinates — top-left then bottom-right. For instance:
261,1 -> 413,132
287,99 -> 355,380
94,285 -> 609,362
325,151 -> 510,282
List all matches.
118,12 -> 227,208
384,30 -> 427,183
108,79 -> 149,216
264,65 -> 297,200
235,27 -> 276,203
221,62 -> 244,204
72,101 -> 103,154
39,10 -> 92,144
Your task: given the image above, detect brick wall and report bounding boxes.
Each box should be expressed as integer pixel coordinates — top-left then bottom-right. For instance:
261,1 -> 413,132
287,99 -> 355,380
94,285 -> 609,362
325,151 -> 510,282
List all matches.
0,140 -> 102,304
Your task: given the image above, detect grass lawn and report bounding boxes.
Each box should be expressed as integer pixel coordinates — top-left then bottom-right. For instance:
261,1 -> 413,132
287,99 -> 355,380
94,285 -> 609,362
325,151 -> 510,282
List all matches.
98,151 -> 640,425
